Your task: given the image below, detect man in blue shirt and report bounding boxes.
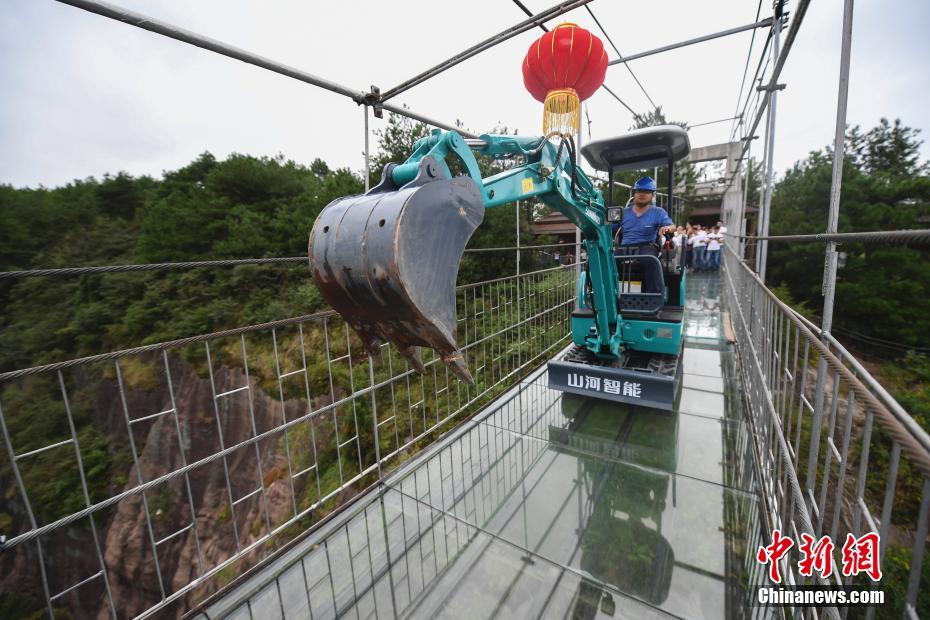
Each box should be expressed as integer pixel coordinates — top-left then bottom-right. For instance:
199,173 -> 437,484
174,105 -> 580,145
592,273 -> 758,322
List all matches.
614,176 -> 674,294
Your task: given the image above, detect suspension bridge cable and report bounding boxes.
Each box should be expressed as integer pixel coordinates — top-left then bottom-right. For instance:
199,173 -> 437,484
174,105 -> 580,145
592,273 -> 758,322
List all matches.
599,84 -> 640,117
511,0 -> 549,31
0,311 -> 336,382
720,0 -> 802,194
688,116 -> 741,129
0,256 -> 308,279
379,0 -> 593,102
509,0 -> 643,120
735,229 -> 930,245
0,244 -> 577,280
584,5 -> 658,110
53,0 -> 479,138
729,0 -> 765,139
734,30 -> 773,140
738,0 -> 810,160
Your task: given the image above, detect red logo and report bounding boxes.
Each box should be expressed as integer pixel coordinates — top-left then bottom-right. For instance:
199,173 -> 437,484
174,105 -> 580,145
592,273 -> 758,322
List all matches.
757,529 -> 794,583
757,530 -> 882,583
841,532 -> 882,581
798,533 -> 835,578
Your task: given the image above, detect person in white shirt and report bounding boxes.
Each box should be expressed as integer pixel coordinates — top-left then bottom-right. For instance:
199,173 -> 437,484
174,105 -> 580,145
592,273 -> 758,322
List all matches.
706,226 -> 723,271
689,225 -> 708,271
716,220 -> 728,235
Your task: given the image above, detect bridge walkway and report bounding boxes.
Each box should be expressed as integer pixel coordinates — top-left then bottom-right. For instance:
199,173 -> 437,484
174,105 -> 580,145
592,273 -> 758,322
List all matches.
196,274 -> 772,620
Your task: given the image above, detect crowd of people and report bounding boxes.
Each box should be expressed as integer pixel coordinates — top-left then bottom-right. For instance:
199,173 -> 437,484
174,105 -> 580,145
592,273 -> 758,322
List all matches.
549,175 -> 728,294
670,220 -> 727,272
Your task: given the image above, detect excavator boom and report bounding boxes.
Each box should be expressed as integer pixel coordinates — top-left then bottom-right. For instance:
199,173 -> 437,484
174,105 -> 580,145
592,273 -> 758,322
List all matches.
308,129 -> 621,383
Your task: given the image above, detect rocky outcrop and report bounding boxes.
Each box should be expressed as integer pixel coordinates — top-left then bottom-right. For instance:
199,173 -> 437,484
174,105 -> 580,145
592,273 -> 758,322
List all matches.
97,360 -> 309,618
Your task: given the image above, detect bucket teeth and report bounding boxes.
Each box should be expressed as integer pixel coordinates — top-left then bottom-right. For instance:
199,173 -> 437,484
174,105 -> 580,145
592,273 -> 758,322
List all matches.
442,351 -> 475,385
397,345 -> 425,375
308,158 -> 484,385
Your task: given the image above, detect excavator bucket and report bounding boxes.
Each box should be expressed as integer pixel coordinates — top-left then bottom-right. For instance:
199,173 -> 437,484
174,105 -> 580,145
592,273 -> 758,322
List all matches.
308,157 -> 485,384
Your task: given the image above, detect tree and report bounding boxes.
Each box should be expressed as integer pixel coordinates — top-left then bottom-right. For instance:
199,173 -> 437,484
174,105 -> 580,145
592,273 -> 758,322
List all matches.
97,172 -> 151,220
848,118 -> 929,177
766,118 -> 930,348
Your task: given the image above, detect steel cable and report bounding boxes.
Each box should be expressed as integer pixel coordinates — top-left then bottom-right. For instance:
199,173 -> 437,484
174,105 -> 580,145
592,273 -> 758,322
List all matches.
734,229 -> 930,245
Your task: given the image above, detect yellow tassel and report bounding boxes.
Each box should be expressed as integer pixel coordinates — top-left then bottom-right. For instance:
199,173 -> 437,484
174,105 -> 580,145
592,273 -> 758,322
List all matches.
543,88 -> 580,138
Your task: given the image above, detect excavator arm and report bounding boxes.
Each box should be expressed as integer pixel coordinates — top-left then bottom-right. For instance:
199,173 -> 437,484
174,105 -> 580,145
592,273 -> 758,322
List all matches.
308,129 -> 622,384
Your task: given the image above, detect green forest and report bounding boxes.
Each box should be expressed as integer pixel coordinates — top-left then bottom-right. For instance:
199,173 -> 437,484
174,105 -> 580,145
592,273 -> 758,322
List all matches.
767,118 -> 930,350
0,115 -> 548,374
765,118 -> 930,441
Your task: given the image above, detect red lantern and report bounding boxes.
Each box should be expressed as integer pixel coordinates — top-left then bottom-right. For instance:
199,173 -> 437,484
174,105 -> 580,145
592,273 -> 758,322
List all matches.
521,23 -> 608,137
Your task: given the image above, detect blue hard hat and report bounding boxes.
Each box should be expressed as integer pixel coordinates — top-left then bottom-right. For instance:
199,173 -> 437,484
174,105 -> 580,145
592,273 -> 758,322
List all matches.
633,176 -> 657,192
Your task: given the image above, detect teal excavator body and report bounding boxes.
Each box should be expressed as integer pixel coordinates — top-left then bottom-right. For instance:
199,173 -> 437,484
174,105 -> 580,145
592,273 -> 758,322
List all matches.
309,126 -> 690,409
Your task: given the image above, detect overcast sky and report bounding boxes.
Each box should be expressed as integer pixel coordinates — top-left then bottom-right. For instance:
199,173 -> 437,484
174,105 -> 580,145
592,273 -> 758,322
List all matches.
2,0 -> 929,189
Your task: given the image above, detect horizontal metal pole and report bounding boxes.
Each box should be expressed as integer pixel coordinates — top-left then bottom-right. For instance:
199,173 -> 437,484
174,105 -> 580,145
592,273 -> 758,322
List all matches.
0,261 -> 575,381
54,0 -> 473,137
688,115 -> 741,129
0,255 -> 308,280
737,0 -> 810,162
464,243 -> 575,253
737,229 -> 930,245
50,570 -> 104,601
608,17 -> 774,65
379,102 -> 478,138
380,0 -> 593,102
598,83 -> 639,117
56,0 -> 364,98
128,408 -> 174,425
15,438 -> 74,460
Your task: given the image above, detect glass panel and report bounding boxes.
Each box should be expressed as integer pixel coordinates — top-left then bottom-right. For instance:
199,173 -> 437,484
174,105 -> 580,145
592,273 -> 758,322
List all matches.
202,272 -> 771,619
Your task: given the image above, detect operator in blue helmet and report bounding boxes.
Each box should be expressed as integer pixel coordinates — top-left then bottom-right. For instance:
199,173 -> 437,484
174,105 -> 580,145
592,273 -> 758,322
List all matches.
613,176 -> 675,294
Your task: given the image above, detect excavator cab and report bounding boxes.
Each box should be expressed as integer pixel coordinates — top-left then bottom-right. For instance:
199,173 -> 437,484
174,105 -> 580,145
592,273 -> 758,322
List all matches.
580,126 -> 690,357
546,126 -> 690,410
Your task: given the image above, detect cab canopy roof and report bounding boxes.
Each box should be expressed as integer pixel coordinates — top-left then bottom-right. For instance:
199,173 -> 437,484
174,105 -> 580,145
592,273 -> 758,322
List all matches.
581,125 -> 691,172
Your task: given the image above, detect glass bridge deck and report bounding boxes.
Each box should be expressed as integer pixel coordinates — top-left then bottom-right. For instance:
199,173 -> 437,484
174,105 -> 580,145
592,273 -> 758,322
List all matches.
196,274 -> 771,620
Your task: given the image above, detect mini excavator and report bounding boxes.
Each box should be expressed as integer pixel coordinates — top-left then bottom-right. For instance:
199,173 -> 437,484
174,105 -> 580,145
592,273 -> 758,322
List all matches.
308,125 -> 690,410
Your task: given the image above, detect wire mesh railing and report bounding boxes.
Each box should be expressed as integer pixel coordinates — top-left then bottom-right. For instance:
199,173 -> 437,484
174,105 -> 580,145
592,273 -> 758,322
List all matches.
722,246 -> 930,618
0,259 -> 578,619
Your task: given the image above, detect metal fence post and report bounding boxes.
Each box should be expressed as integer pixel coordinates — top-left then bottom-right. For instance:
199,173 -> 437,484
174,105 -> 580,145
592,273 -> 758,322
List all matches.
805,0 -> 855,511
821,0 -> 854,337
369,356 -> 382,479
741,144 -> 752,259
364,105 -> 371,192
756,16 -> 781,283
575,106 -> 584,294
